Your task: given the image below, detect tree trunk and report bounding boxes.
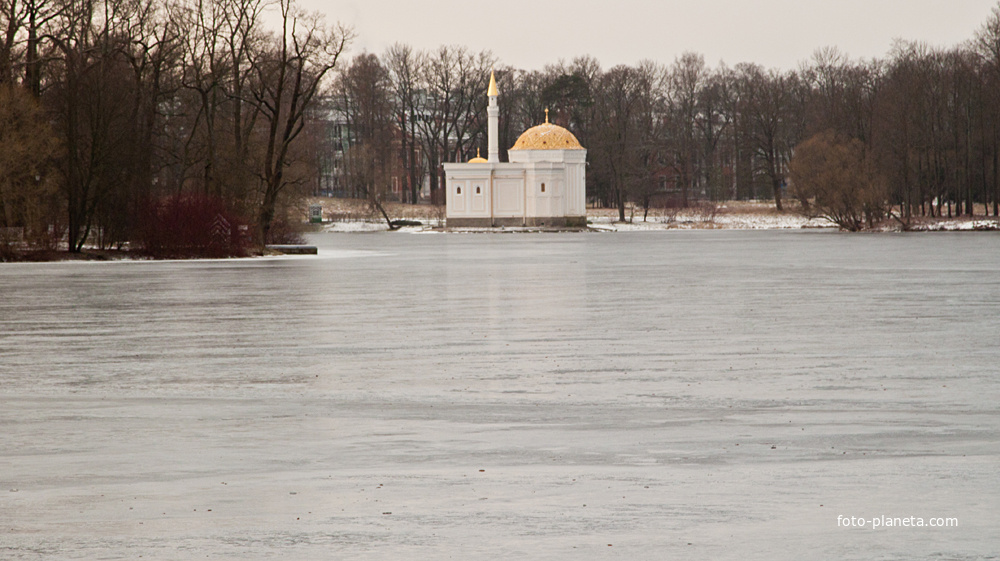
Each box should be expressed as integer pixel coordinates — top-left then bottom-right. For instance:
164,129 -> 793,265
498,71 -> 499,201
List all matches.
617,180 -> 626,222
409,114 -> 419,204
372,194 -> 396,230
995,137 -> 1000,216
25,9 -> 39,96
259,198 -> 275,246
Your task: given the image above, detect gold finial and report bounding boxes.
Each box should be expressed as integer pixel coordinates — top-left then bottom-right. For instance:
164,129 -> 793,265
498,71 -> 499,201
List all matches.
468,146 -> 488,162
488,70 -> 498,97
545,108 -> 549,123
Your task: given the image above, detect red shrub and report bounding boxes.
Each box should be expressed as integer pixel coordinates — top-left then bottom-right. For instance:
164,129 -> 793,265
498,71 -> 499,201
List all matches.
138,194 -> 252,258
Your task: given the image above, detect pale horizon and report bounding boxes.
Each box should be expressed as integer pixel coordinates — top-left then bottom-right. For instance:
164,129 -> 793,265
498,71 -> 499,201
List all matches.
303,0 -> 999,70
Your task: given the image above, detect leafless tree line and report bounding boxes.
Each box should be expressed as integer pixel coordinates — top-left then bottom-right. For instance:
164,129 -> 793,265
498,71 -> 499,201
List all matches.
5,1 -> 1000,250
0,0 -> 349,252
329,45 -> 495,212
333,5 -> 1000,228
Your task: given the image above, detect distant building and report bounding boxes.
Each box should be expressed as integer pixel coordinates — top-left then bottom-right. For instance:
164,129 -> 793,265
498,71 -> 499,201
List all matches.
310,103 -> 431,202
443,72 -> 587,227
312,107 -> 351,197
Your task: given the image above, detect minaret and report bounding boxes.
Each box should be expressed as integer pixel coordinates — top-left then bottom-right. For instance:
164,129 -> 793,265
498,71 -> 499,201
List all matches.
487,70 -> 499,163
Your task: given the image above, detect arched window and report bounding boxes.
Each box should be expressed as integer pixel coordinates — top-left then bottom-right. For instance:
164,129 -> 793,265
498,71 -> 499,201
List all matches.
456,186 -> 462,195
540,183 -> 546,193
475,186 -> 481,194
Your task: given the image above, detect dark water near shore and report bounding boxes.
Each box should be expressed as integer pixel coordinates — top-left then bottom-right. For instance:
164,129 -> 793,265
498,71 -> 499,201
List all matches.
1,230 -> 998,559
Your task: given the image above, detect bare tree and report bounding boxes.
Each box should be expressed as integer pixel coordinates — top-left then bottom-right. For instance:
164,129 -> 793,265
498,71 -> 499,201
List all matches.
667,52 -> 706,207
976,4 -> 1000,216
591,64 -> 658,221
696,66 -> 733,200
451,48 -> 494,162
222,0 -> 267,169
383,42 -> 423,203
245,0 -> 349,244
117,0 -> 181,208
0,0 -> 26,86
735,64 -> 802,211
0,0 -> 64,93
177,0 -> 227,195
334,52 -> 396,227
46,0 -> 139,250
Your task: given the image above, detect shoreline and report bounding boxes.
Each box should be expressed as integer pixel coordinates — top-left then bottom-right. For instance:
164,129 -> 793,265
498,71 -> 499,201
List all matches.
314,198 -> 1000,233
4,208 -> 996,262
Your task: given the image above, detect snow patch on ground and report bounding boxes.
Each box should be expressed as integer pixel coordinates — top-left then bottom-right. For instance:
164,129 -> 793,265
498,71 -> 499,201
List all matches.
321,220 -> 392,233
908,218 -> 1000,231
588,213 -> 831,231
318,212 -> 997,233
320,220 -> 445,233
319,214 -> 830,233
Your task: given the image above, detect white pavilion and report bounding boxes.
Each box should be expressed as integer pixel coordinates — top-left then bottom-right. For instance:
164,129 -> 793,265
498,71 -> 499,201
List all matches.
443,72 -> 588,227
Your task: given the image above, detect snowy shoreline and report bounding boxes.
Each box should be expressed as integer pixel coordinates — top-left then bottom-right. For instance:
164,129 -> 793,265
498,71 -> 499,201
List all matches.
320,213 -> 998,233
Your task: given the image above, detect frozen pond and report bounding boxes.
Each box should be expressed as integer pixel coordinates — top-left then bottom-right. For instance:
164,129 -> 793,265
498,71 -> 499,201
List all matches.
1,230 -> 998,560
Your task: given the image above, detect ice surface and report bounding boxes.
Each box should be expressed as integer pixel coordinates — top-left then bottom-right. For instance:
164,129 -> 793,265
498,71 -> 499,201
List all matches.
1,230 -> 998,559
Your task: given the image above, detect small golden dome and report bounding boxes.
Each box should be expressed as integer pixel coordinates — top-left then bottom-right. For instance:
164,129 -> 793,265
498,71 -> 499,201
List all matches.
468,147 -> 487,163
510,121 -> 584,151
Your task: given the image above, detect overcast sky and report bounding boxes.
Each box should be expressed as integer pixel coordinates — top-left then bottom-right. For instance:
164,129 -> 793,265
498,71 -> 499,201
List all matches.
300,0 -> 999,70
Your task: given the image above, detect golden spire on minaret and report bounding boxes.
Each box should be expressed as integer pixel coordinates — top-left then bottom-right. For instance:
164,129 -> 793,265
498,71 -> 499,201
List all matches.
488,70 -> 498,97
545,108 -> 549,123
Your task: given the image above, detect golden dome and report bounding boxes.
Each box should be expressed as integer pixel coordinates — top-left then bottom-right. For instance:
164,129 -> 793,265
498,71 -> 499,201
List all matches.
468,148 -> 487,163
510,112 -> 584,151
